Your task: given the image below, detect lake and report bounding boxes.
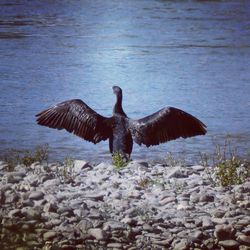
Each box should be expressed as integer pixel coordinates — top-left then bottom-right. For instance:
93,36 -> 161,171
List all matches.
0,0 -> 250,163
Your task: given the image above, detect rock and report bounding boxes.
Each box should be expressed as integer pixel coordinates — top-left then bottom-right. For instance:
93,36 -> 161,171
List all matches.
214,224 -> 236,241
202,217 -> 214,229
21,207 -> 42,220
160,196 -> 176,205
121,217 -> 137,226
43,231 -> 57,241
218,240 -> 240,249
73,160 -> 91,172
77,219 -> 93,233
29,191 -> 44,200
190,165 -> 205,171
107,243 -> 123,248
189,230 -> 204,242
85,193 -> 104,201
8,209 -> 22,218
173,239 -> 190,250
166,166 -> 188,179
43,202 -> 58,213
103,220 -> 126,230
88,228 -> 107,240
4,190 -> 19,203
199,193 -> 214,202
237,235 -> 250,246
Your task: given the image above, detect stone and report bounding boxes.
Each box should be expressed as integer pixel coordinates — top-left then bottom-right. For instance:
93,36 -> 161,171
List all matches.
88,228 -> 107,240
189,230 -> 203,242
202,217 -> 214,229
43,202 -> 58,213
29,191 -> 44,200
199,194 -> 214,202
214,224 -> 236,241
218,240 -> 240,249
85,193 -> 104,201
8,209 -> 22,218
190,165 -> 205,171
43,231 -> 57,241
237,235 -> 250,246
73,160 -> 91,172
160,196 -> 176,205
77,219 -> 94,233
103,220 -> 126,230
166,166 -> 188,179
107,243 -> 123,248
21,207 -> 42,220
173,239 -> 189,250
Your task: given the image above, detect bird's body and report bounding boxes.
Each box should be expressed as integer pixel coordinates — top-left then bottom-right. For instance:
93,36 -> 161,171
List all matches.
36,86 -> 207,159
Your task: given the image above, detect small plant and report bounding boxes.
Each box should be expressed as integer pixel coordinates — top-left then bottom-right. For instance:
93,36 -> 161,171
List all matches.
112,152 -> 129,169
215,157 -> 249,187
58,156 -> 75,183
200,136 -> 250,187
165,152 -> 186,167
2,144 -> 49,171
137,178 -> 152,188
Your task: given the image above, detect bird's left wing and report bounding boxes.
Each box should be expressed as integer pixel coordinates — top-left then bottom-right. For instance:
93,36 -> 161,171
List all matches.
129,107 -> 207,147
36,99 -> 113,144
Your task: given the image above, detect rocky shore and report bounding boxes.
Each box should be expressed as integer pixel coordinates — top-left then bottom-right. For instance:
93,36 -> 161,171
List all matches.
0,159 -> 250,250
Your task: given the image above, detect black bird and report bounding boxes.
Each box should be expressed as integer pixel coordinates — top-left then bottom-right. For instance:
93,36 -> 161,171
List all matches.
36,86 -> 207,160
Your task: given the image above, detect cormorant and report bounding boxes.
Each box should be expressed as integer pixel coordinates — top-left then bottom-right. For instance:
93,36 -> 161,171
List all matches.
36,86 -> 207,159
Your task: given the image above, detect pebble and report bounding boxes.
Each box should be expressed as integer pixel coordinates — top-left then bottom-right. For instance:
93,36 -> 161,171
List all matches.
29,191 -> 44,200
43,231 -> 57,241
218,240 -> 240,249
214,224 -> 236,240
237,235 -> 250,246
0,159 -> 249,249
88,228 -> 107,240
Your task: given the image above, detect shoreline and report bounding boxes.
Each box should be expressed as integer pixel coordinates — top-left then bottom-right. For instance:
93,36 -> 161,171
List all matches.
0,159 -> 250,249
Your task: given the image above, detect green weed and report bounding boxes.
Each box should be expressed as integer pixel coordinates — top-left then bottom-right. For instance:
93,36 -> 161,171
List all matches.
2,144 -> 49,171
112,152 -> 129,169
200,137 -> 250,187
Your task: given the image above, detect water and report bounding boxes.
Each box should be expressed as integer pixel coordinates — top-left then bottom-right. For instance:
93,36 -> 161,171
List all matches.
1,0 -> 250,163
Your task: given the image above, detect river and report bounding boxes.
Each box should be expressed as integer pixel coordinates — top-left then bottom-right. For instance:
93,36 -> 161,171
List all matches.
1,0 -> 250,163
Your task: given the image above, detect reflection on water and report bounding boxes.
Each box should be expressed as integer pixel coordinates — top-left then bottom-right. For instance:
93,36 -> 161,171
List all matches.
0,0 -> 250,162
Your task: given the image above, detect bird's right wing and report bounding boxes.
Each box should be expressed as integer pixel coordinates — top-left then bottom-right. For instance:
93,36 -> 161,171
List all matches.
129,107 -> 207,147
36,99 -> 112,144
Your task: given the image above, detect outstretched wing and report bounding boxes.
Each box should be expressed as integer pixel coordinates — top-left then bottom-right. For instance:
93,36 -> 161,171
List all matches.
36,99 -> 112,144
129,107 -> 207,147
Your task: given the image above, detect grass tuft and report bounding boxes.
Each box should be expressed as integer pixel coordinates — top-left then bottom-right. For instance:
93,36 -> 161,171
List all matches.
112,152 -> 129,169
200,136 -> 249,187
2,144 -> 49,171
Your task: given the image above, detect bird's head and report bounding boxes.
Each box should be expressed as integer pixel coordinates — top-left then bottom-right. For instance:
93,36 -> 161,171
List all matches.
112,86 -> 122,96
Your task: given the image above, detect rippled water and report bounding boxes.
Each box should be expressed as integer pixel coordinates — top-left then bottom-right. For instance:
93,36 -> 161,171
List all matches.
1,0 -> 250,162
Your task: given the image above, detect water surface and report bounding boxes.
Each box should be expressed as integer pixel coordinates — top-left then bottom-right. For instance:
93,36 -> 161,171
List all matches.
1,0 -> 250,163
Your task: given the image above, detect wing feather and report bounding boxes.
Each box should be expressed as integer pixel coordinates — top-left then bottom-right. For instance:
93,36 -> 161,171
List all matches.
36,99 -> 112,144
129,107 -> 207,147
